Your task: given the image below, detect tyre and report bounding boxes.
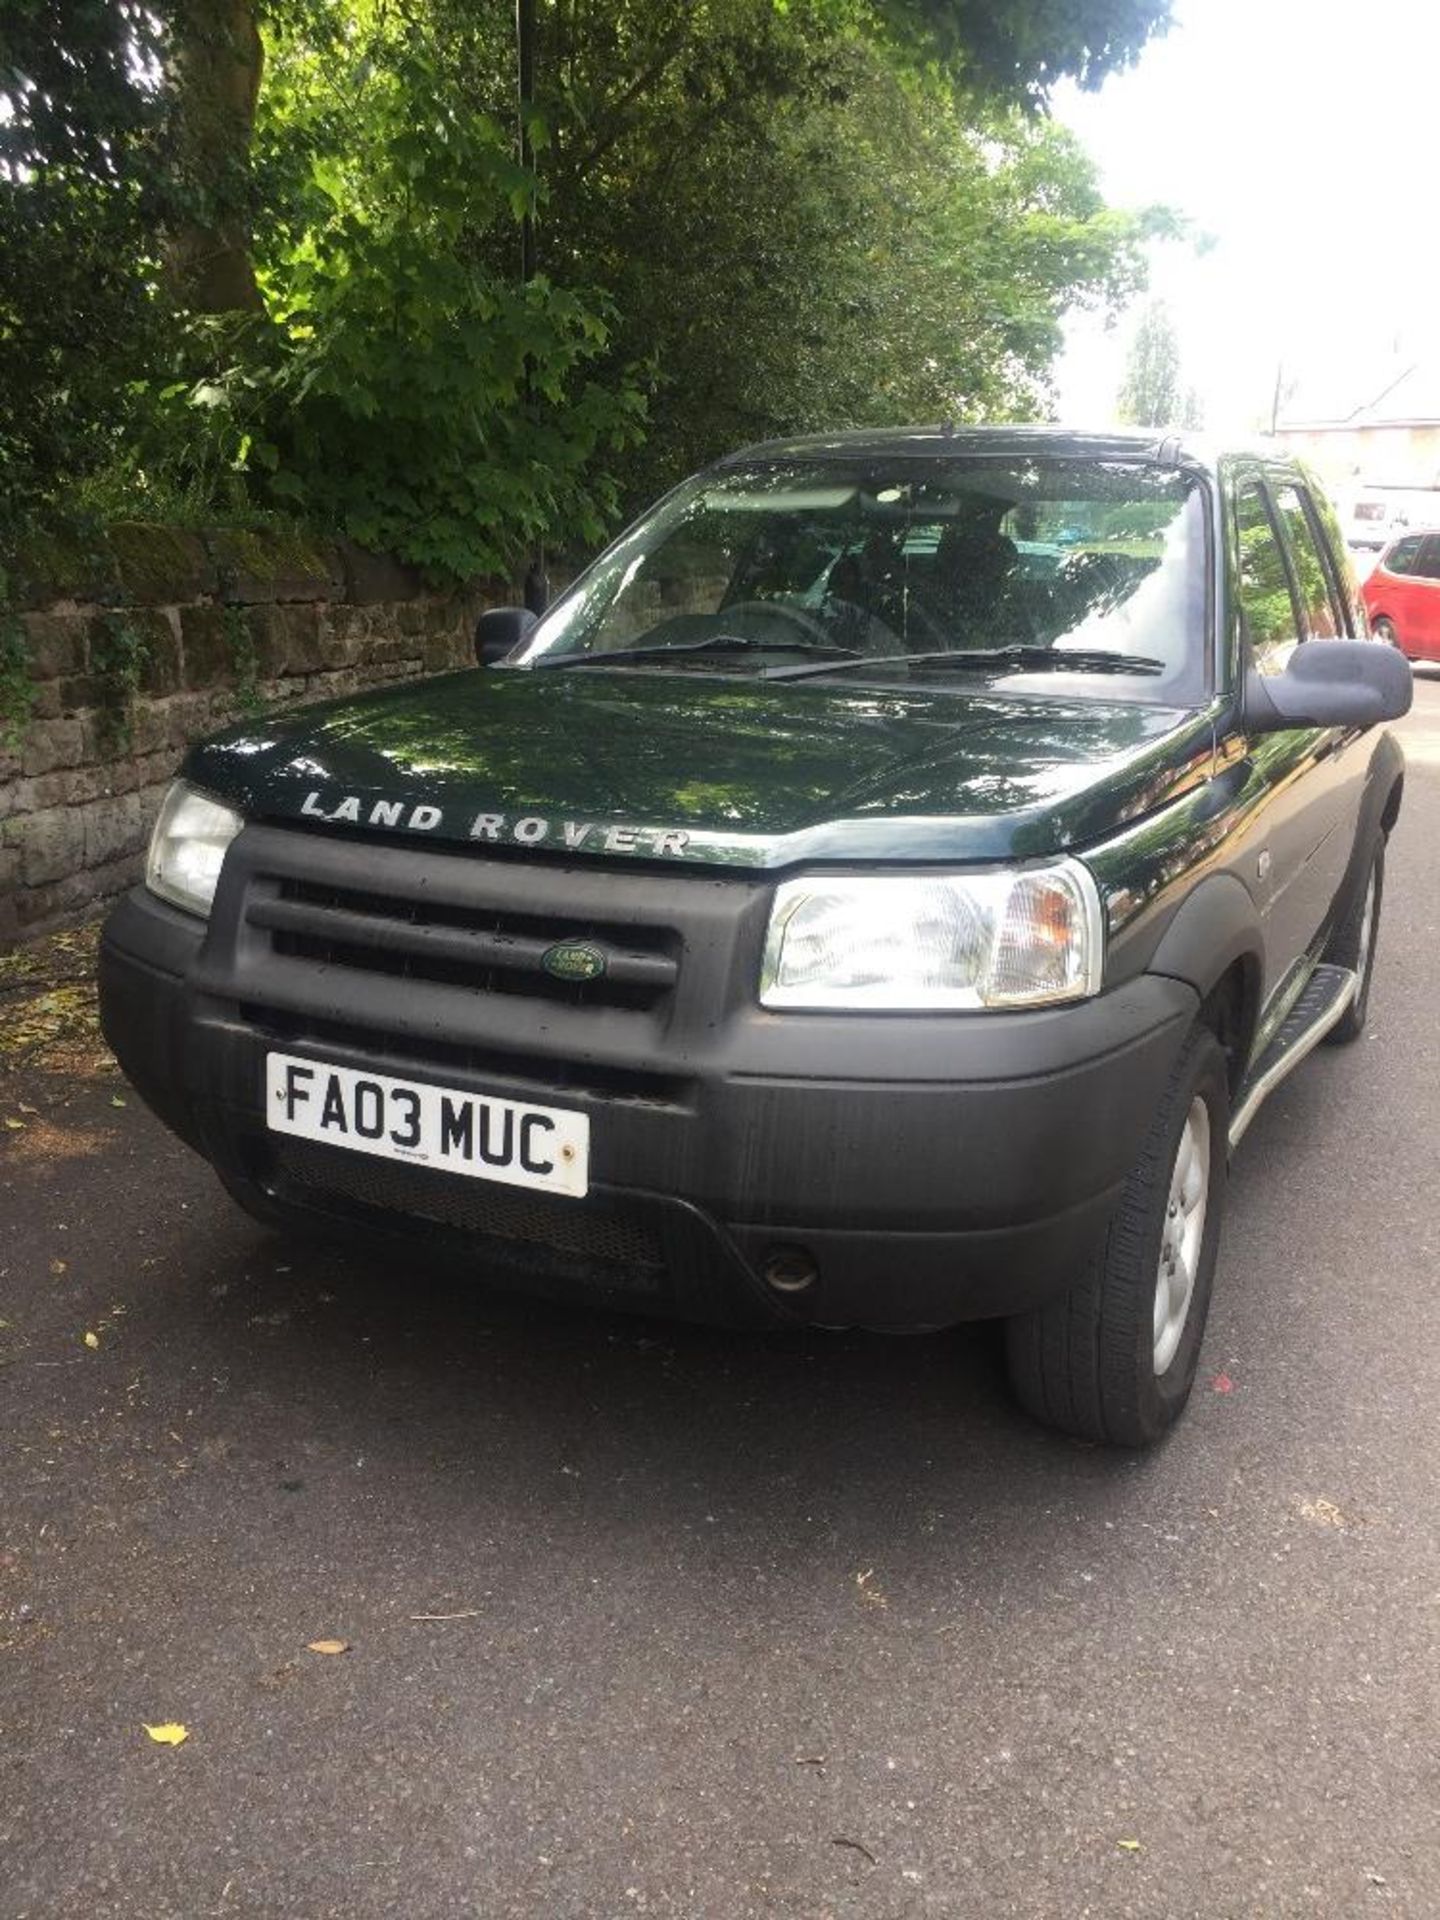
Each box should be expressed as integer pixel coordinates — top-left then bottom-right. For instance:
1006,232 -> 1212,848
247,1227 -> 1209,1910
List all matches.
1322,835 -> 1384,1045
1005,1024 -> 1229,1447
1373,616 -> 1406,655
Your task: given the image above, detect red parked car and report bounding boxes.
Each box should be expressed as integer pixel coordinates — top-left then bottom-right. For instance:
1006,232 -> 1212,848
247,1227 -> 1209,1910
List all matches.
1361,531 -> 1440,660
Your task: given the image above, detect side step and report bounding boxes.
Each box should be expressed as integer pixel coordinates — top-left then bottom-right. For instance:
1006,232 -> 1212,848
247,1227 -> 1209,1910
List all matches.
1229,963 -> 1357,1150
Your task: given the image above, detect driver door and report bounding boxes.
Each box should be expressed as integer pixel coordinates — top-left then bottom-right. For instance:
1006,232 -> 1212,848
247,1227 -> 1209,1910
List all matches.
1231,476 -> 1356,1007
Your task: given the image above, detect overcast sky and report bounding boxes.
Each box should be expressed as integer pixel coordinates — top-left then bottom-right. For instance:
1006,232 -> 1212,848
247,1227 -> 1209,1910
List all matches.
1050,0 -> 1440,432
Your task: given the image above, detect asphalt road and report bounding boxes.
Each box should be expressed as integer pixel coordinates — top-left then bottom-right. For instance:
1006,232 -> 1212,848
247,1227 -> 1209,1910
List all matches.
4,683 -> 1440,1920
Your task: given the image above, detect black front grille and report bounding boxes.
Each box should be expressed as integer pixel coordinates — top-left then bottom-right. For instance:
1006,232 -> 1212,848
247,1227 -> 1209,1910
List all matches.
207,824 -> 754,1113
241,1006 -> 691,1108
248,876 -> 681,1013
271,1136 -> 666,1287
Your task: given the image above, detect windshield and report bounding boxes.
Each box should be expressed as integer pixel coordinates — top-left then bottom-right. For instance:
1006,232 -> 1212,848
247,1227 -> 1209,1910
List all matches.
512,457 -> 1209,703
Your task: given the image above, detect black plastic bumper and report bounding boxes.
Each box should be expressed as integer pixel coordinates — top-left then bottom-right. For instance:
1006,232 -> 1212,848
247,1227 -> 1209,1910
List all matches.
99,883 -> 1199,1331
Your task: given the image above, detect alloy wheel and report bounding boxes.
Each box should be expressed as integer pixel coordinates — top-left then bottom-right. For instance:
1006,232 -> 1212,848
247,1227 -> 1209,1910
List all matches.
1153,1096 -> 1211,1375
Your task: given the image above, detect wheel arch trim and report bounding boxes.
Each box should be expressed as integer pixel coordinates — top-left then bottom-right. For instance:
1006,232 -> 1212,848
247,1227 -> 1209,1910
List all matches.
1145,873 -> 1264,1084
1146,872 -> 1264,1004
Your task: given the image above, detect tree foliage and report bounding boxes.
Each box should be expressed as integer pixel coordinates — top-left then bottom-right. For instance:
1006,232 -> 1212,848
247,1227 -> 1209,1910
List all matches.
2,0 -> 1176,579
165,0 -> 265,313
1117,297 -> 1201,429
0,2 -> 171,543
543,16 -> 1171,507
232,10 -> 646,577
876,0 -> 1172,92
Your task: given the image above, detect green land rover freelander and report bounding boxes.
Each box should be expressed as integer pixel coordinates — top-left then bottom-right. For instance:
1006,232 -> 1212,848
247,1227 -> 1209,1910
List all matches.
99,427 -> 1413,1445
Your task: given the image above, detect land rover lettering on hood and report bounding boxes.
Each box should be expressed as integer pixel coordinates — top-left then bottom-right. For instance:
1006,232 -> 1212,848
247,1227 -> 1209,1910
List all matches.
100,427 -> 1411,1447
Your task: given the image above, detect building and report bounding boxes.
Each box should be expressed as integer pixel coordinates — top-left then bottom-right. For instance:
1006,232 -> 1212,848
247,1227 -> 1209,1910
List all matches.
1270,362 -> 1440,498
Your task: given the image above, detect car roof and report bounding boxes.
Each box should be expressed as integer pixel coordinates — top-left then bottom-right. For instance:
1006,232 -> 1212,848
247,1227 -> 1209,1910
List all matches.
714,423 -> 1219,472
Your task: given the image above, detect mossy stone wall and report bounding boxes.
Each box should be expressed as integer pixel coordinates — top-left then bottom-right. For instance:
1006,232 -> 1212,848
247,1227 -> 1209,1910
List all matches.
1,524 -> 495,946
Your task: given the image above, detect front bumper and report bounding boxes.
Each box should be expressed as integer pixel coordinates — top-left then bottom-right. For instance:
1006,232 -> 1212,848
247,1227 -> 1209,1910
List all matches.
100,850 -> 1199,1331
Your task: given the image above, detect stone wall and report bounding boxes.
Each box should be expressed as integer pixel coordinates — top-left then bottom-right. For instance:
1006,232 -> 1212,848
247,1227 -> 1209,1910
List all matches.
0,523 -> 493,946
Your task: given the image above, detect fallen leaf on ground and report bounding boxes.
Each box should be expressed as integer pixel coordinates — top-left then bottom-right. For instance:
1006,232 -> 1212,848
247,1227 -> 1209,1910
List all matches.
306,1638 -> 350,1656
4,1118 -> 24,1132
831,1837 -> 877,1866
82,1331 -> 100,1350
110,1095 -> 127,1109
1299,1496 -> 1347,1529
18,1103 -> 38,1115
1117,1839 -> 1142,1853
1210,1372 -> 1235,1394
855,1568 -> 888,1609
143,1722 -> 189,1746
50,1259 -> 67,1276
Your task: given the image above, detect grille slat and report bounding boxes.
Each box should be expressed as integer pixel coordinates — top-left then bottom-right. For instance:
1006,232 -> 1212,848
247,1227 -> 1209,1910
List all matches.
249,875 -> 680,1014
248,896 -> 678,990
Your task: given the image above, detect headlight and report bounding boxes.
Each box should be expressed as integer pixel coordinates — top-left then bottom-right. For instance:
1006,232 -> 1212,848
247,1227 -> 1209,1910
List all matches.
760,861 -> 1104,1010
145,780 -> 244,917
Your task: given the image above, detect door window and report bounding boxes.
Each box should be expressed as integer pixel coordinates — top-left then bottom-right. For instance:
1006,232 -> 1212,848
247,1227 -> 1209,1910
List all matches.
1413,535 -> 1440,579
1233,485 -> 1302,673
1385,534 -> 1424,575
1270,483 -> 1344,637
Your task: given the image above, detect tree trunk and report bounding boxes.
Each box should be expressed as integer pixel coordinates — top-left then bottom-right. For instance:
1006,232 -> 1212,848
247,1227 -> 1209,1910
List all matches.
166,0 -> 264,314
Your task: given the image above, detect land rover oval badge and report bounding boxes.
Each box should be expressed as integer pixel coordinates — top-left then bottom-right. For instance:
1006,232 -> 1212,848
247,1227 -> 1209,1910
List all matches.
541,940 -> 607,983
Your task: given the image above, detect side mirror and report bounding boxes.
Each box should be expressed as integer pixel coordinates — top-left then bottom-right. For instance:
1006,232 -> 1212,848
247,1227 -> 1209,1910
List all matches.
1245,639 -> 1413,734
474,605 -> 537,668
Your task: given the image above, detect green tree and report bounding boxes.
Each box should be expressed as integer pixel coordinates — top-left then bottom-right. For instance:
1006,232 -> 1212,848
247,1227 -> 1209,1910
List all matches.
516,1 -> 1175,508
232,8 -> 645,578
165,0 -> 265,313
1117,298 -> 1201,428
2,0 -> 1177,576
809,0 -> 1172,93
0,2 -> 171,543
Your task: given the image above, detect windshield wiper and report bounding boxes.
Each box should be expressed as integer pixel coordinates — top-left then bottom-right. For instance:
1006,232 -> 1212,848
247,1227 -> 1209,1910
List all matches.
532,635 -> 860,670
763,644 -> 1167,683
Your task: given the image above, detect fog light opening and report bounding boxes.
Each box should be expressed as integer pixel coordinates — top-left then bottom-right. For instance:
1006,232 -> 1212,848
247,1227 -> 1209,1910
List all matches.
762,1245 -> 819,1294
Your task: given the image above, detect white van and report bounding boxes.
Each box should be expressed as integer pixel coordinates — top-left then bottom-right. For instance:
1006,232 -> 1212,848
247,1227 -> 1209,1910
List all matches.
1345,487 -> 1440,552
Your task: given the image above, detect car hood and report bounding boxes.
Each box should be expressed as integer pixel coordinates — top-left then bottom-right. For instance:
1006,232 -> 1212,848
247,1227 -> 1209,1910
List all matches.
183,666 -> 1214,869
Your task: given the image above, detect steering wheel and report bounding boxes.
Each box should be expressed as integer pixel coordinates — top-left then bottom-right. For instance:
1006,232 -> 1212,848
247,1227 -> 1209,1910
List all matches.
719,600 -> 836,647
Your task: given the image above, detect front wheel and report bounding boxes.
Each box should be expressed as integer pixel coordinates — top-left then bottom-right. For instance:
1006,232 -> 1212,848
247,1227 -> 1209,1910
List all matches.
1005,1025 -> 1229,1447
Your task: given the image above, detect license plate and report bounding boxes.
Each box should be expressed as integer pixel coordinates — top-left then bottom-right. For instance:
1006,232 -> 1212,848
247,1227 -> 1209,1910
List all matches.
265,1052 -> 589,1198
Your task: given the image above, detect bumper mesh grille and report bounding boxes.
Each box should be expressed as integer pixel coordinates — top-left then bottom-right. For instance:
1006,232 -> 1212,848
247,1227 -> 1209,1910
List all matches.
271,1137 -> 665,1279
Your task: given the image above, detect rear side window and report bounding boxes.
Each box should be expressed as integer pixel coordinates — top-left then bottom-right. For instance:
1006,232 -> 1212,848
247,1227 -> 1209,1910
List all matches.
1299,480 -> 1361,632
1386,535 -> 1424,574
1233,484 -> 1301,673
1270,483 -> 1343,637
1414,536 -> 1440,579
